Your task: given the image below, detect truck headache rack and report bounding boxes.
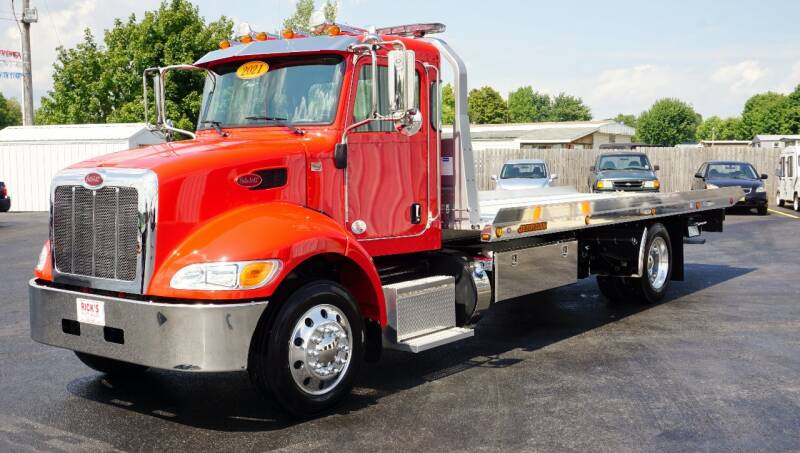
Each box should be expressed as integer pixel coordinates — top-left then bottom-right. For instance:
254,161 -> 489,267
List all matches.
477,187 -> 742,242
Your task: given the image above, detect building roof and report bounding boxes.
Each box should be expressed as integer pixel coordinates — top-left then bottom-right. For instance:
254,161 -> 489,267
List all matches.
700,140 -> 752,146
752,134 -> 800,142
0,123 -> 159,143
443,120 -> 635,143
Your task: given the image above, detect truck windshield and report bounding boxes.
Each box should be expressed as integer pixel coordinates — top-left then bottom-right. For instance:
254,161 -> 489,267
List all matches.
597,155 -> 651,171
198,55 -> 345,129
501,163 -> 547,179
707,163 -> 758,179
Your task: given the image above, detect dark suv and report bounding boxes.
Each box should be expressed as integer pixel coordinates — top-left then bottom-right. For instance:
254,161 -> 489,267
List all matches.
0,181 -> 9,212
589,153 -> 660,192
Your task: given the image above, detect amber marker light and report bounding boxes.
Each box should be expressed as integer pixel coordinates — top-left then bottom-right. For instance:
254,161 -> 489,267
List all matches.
327,24 -> 341,36
282,29 -> 295,39
239,261 -> 280,289
255,31 -> 268,41
240,34 -> 253,44
219,40 -> 231,49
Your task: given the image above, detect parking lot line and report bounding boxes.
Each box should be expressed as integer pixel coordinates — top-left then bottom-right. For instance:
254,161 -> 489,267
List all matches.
768,208 -> 800,219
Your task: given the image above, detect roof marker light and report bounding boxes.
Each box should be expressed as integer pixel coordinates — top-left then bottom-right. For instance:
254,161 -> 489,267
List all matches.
327,24 -> 341,36
219,40 -> 231,49
255,32 -> 268,41
282,29 -> 295,39
240,34 -> 253,44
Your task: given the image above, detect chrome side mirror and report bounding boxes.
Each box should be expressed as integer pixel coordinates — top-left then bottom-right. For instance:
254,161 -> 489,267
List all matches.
388,49 -> 415,115
395,108 -> 423,136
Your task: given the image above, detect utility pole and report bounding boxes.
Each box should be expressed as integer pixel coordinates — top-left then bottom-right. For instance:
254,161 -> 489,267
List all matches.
20,0 -> 37,126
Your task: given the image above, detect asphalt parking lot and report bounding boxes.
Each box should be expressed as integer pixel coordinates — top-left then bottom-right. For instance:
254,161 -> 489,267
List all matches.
1,210 -> 799,452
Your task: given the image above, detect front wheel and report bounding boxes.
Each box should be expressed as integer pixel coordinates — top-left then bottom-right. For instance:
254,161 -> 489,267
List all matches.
794,194 -> 800,212
248,281 -> 364,418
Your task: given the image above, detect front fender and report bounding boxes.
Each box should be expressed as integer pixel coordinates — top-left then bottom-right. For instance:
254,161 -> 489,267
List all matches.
148,203 -> 383,318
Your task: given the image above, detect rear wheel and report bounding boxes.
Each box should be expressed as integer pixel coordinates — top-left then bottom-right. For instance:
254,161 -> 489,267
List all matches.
627,223 -> 672,304
74,352 -> 148,376
794,194 -> 799,212
248,281 -> 363,418
777,194 -> 784,207
758,205 -> 768,216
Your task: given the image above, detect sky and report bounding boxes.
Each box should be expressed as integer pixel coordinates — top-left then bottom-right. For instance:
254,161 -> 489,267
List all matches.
1,0 -> 800,120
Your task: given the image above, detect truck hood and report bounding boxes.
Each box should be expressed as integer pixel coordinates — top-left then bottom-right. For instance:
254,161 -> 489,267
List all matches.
496,178 -> 551,190
67,129 -> 325,277
595,169 -> 657,180
706,177 -> 763,189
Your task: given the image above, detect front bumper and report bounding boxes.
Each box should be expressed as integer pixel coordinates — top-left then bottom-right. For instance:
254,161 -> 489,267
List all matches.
732,192 -> 767,208
29,279 -> 268,372
593,187 -> 659,193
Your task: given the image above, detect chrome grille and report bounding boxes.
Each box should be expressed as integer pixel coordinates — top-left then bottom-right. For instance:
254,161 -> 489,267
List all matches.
613,180 -> 643,189
53,185 -> 140,281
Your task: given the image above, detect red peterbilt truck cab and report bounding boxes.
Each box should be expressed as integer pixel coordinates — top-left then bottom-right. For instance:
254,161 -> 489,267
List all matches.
29,22 -> 741,416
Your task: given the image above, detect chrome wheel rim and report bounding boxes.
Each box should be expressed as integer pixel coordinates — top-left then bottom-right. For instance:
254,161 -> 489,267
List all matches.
288,304 -> 353,396
646,236 -> 669,290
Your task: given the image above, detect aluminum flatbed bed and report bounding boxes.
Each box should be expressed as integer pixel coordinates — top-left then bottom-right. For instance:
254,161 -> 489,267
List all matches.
476,186 -> 743,243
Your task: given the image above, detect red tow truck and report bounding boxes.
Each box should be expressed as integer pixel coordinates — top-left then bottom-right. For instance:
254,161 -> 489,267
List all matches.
30,22 -> 741,416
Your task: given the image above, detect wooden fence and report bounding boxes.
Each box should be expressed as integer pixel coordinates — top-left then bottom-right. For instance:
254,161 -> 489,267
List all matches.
474,146 -> 782,201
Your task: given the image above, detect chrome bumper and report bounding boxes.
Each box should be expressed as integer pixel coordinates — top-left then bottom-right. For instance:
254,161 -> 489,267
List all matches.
29,279 -> 268,372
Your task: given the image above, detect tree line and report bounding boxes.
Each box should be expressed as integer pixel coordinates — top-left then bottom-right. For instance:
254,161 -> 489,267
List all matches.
442,84 -> 592,125
2,0 -> 799,148
614,87 -> 800,146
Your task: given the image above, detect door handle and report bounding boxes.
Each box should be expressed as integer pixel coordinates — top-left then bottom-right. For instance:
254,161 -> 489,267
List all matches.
410,203 -> 421,224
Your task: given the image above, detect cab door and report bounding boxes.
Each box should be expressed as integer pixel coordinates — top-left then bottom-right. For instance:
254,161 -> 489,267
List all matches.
343,58 -> 429,246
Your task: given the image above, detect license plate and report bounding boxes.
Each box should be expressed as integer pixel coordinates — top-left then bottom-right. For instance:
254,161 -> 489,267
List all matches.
77,298 -> 105,326
687,225 -> 700,237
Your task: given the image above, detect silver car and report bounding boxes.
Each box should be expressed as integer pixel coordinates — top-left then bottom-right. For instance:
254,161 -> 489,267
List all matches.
492,159 -> 557,190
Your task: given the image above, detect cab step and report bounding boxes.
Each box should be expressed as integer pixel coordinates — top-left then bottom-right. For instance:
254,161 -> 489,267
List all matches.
386,327 -> 474,353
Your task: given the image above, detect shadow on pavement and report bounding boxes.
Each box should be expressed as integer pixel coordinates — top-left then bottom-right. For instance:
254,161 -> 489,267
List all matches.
66,263 -> 754,432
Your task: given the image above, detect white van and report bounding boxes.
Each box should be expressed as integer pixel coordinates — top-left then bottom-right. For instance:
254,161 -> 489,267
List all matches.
776,146 -> 800,211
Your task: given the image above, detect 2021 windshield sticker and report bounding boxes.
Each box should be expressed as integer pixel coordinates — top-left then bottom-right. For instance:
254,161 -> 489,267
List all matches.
236,61 -> 269,79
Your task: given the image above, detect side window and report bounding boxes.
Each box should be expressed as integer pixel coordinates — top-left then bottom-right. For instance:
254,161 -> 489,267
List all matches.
353,63 -> 420,132
789,156 -> 795,178
430,80 -> 440,130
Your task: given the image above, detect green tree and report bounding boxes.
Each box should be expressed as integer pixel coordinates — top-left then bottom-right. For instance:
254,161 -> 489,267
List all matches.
283,0 -> 337,32
636,98 -> 701,146
441,83 -> 455,125
0,93 -> 23,128
468,86 -> 507,124
696,116 -> 747,141
741,92 -> 795,137
507,86 -> 550,123
614,113 -> 637,128
37,0 -> 233,131
549,93 -> 591,121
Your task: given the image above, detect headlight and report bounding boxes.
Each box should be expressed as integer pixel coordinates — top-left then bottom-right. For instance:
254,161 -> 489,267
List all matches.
644,180 -> 660,189
170,260 -> 281,290
755,186 -> 766,193
706,183 -> 719,189
596,179 -> 613,189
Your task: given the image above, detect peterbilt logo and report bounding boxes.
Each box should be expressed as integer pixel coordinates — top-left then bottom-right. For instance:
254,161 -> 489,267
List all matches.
84,173 -> 103,187
236,173 -> 263,188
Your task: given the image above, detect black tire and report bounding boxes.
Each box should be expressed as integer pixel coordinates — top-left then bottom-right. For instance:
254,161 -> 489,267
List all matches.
74,352 -> 148,376
627,223 -> 672,304
248,281 -> 364,418
777,195 -> 784,207
794,194 -> 800,212
758,206 -> 768,216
